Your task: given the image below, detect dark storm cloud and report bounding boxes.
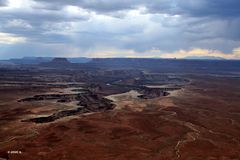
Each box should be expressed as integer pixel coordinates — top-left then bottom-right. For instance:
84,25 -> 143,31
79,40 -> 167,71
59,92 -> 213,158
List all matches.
0,0 -> 240,59
0,8 -> 88,25
33,0 -> 240,18
151,0 -> 240,17
33,0 -> 140,12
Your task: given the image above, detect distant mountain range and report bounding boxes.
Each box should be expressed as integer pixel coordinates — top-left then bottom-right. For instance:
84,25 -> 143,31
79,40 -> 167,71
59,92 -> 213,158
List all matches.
0,57 -> 92,65
0,57 -> 239,74
0,56 -> 234,67
183,56 -> 225,60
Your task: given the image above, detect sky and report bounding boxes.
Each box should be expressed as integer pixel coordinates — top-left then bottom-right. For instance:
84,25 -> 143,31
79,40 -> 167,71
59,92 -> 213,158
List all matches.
0,0 -> 240,59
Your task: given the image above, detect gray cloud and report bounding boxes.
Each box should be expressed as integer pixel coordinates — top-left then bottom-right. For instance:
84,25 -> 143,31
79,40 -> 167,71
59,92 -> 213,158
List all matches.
0,0 -> 240,59
0,0 -> 7,6
33,0 -> 240,18
33,0 -> 140,12
0,3 -> 90,43
164,0 -> 240,17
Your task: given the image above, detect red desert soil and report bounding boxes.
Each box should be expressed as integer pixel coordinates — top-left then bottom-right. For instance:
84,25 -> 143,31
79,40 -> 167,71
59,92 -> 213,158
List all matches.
0,75 -> 240,160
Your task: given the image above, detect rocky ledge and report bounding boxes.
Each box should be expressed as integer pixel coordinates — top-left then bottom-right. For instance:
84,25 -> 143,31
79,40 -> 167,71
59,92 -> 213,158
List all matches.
20,92 -> 114,123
